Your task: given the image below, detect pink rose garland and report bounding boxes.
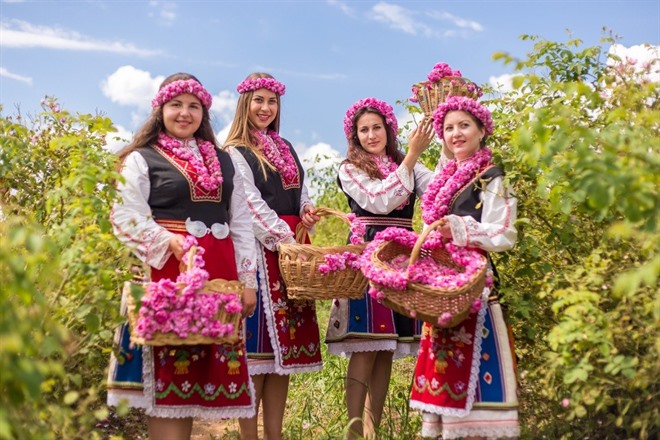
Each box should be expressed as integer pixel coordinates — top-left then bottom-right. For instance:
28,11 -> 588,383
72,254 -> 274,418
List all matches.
252,130 -> 299,185
156,133 -> 223,193
420,147 -> 493,225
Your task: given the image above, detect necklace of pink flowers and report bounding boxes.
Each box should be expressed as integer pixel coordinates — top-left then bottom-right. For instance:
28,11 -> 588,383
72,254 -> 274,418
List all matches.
156,133 -> 223,192
421,147 -> 493,225
252,129 -> 298,184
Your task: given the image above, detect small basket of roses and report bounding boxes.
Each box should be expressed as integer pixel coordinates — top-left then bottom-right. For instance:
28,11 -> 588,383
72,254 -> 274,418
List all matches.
126,236 -> 244,346
410,62 -> 482,117
278,207 -> 368,300
361,220 -> 487,328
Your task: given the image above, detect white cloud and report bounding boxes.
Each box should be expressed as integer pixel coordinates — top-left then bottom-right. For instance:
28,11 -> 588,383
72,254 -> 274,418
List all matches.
608,43 -> 660,82
0,66 -> 32,85
327,0 -> 356,18
427,11 -> 483,32
104,123 -> 133,153
297,142 -> 343,170
370,2 -> 417,35
0,19 -> 160,56
148,1 -> 177,26
211,90 -> 238,125
368,2 -> 483,39
294,141 -> 343,200
488,73 -> 518,93
101,65 -> 163,110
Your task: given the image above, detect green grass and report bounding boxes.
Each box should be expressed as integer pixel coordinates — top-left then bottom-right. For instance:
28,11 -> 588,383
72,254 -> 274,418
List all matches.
282,300 -> 423,440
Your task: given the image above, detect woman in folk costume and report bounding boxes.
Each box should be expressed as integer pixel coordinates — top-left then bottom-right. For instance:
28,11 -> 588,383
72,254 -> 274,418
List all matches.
410,95 -> 520,439
107,73 -> 257,439
223,72 -> 322,440
324,97 -> 435,439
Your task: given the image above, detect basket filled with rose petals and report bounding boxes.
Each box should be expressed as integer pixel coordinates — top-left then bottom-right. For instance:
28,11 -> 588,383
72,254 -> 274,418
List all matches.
126,238 -> 244,346
411,62 -> 482,117
362,220 -> 487,328
278,207 -> 368,300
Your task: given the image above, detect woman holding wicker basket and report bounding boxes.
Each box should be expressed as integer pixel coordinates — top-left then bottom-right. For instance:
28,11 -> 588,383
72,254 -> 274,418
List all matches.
409,95 -> 520,439
224,72 -> 323,440
324,97 -> 435,439
107,73 -> 258,439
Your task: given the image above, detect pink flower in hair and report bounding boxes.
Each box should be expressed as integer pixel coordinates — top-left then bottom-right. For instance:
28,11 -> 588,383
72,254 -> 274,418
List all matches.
152,79 -> 213,109
432,95 -> 494,141
343,97 -> 398,140
236,77 -> 286,95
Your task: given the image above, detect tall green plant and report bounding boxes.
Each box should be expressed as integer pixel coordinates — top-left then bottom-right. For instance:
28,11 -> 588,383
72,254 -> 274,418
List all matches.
490,33 -> 659,439
0,99 -> 130,439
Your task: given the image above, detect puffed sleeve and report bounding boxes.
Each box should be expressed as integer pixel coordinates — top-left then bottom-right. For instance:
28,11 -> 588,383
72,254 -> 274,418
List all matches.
228,147 -> 295,251
414,162 -> 434,196
445,176 -> 518,252
109,151 -> 174,269
228,153 -> 259,289
338,162 -> 415,214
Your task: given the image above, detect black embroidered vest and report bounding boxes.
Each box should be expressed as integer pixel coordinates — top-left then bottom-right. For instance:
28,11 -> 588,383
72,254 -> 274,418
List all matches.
235,139 -> 303,216
137,145 -> 234,225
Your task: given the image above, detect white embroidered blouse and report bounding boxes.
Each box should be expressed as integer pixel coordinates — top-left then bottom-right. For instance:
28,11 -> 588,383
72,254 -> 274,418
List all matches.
110,145 -> 258,289
338,161 -> 434,214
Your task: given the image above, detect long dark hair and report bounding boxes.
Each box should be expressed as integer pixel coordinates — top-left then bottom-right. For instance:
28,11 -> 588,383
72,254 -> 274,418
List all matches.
344,107 -> 404,179
116,72 -> 216,162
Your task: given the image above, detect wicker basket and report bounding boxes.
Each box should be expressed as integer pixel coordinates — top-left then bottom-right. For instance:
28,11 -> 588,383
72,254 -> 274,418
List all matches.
369,220 -> 486,328
413,77 -> 481,117
126,246 -> 244,346
278,207 -> 367,300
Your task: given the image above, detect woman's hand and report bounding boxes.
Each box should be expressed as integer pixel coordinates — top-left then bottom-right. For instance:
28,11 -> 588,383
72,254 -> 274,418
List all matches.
437,217 -> 453,239
168,234 -> 186,261
407,117 -> 435,157
301,205 -> 320,229
241,288 -> 257,319
403,118 -> 435,171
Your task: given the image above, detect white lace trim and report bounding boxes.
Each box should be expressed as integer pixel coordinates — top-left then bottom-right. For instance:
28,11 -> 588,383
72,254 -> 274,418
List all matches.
443,425 -> 520,439
107,390 -> 148,409
326,338 -> 418,360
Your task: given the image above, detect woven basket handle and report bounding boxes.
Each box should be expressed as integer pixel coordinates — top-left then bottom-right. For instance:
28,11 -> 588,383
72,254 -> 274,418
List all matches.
409,219 -> 447,266
179,245 -> 199,273
294,207 -> 351,244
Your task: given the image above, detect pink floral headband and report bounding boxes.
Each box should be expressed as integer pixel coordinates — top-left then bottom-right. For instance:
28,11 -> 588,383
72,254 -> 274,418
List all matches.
236,77 -> 286,96
432,95 -> 494,141
343,97 -> 398,140
151,79 -> 213,109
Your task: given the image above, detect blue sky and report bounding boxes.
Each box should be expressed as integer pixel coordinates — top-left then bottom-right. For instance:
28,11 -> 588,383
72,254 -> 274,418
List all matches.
1,0 -> 658,162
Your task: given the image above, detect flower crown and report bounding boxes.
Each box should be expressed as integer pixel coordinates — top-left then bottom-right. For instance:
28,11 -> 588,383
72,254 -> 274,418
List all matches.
151,79 -> 213,109
343,97 -> 398,140
236,77 -> 286,96
432,95 -> 494,141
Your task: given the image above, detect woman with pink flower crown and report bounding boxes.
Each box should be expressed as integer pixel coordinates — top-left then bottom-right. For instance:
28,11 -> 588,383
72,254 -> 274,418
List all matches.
223,72 -> 323,440
324,97 -> 435,439
410,95 -> 520,439
107,73 -> 258,439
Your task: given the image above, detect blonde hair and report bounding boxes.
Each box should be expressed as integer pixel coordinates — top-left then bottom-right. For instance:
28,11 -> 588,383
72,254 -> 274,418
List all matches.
223,72 -> 283,178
